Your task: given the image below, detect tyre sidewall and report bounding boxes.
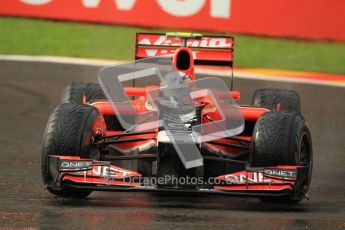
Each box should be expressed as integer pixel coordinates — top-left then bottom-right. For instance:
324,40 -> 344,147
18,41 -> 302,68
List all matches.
79,109 -> 105,159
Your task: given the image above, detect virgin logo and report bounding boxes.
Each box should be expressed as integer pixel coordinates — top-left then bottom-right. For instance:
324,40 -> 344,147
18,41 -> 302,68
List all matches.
139,36 -> 172,57
20,0 -> 232,18
138,36 -> 231,57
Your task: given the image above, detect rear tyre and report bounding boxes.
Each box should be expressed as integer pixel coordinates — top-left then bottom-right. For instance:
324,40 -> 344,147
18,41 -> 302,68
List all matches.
41,103 -> 106,198
61,82 -> 106,104
250,111 -> 313,203
252,88 -> 301,112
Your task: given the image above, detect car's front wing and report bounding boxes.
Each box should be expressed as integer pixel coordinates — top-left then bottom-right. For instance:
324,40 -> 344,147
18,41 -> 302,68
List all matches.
47,155 -> 308,199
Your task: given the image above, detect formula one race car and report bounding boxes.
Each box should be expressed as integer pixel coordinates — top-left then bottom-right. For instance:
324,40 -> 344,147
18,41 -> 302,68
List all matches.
41,32 -> 313,202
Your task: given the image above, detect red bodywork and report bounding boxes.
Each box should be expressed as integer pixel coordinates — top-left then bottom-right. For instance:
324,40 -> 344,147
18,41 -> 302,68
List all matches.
49,33 -> 306,198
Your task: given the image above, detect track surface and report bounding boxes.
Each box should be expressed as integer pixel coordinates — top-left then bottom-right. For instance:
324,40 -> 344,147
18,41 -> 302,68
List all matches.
0,60 -> 344,229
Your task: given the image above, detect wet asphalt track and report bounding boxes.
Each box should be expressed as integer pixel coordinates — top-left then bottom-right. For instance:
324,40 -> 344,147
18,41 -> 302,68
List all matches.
0,60 -> 344,229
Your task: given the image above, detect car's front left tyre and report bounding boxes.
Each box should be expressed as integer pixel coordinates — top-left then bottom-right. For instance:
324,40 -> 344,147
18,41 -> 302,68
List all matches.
61,82 -> 106,104
250,111 -> 313,203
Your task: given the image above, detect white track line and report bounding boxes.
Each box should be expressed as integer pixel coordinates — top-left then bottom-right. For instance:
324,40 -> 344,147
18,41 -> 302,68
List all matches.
0,55 -> 117,66
0,55 -> 344,88
196,68 -> 345,88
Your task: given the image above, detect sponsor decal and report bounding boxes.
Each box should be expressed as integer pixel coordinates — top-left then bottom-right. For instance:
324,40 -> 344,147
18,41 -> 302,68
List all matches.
17,0 -> 232,18
1,0 -> 343,40
59,160 -> 92,169
137,35 -> 232,58
20,0 -> 52,5
222,169 -> 297,184
263,168 -> 296,178
59,160 -> 140,178
91,165 -> 136,178
224,172 -> 271,184
138,36 -> 232,48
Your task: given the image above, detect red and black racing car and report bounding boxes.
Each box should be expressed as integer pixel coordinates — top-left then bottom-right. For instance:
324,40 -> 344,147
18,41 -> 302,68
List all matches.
41,32 -> 312,202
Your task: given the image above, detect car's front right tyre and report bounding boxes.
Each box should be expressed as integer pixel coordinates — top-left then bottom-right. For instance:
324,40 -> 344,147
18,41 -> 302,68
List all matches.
41,103 -> 105,198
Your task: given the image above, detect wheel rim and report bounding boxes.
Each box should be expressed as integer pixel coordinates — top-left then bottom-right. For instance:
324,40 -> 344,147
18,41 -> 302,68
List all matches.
299,132 -> 312,192
88,127 -> 104,160
83,116 -> 105,160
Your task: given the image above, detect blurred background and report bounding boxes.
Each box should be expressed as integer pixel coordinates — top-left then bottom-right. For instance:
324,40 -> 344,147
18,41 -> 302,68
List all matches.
0,0 -> 344,74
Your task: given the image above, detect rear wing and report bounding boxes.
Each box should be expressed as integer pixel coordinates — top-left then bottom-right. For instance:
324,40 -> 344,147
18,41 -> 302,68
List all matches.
135,32 -> 234,67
